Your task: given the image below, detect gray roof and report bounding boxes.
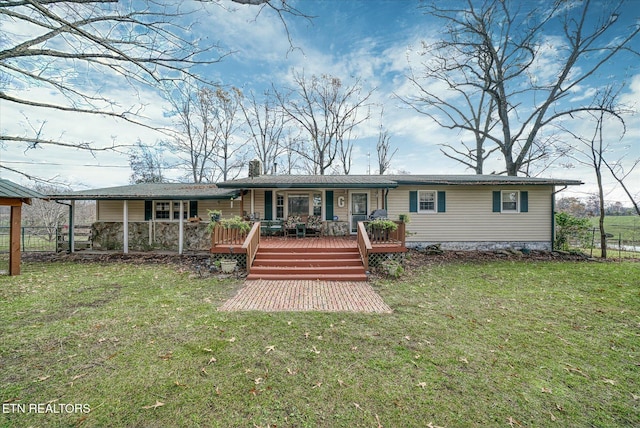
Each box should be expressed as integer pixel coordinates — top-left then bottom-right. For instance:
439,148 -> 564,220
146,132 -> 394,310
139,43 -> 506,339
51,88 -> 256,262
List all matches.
0,179 -> 47,202
217,175 -> 399,188
47,183 -> 240,200
218,174 -> 583,188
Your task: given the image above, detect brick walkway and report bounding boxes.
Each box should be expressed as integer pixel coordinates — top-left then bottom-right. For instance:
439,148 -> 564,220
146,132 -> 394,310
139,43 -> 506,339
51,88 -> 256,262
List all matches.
218,280 -> 392,313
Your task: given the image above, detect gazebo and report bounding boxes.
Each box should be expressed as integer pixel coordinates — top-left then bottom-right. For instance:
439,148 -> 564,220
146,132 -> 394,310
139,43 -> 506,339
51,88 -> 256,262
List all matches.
0,179 -> 46,275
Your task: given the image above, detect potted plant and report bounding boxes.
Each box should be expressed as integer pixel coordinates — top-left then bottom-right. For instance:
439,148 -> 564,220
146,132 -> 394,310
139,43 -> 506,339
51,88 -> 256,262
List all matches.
366,218 -> 398,241
208,209 -> 222,222
219,216 -> 251,233
219,258 -> 237,273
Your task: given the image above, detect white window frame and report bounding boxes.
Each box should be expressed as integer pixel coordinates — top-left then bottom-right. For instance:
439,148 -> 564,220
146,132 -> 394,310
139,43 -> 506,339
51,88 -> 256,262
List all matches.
155,201 -> 170,220
154,200 -> 190,221
501,191 -> 519,213
418,190 -> 437,213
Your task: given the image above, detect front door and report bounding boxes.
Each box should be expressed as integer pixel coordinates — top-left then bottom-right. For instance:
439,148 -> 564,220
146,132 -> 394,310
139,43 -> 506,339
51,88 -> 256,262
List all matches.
350,192 -> 368,234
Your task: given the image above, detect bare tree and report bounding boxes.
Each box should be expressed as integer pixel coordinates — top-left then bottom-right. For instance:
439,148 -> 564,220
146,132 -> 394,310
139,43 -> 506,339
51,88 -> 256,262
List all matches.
276,72 -> 372,175
559,87 -> 628,258
163,85 -> 219,183
603,157 -> 640,216
129,140 -> 166,184
209,86 -> 248,181
241,90 -> 286,175
375,114 -> 397,175
405,0 -> 639,176
0,0 -> 303,180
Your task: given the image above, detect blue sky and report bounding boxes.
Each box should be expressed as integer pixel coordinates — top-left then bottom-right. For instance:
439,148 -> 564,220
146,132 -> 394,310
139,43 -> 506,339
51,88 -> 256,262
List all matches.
1,0 -> 639,203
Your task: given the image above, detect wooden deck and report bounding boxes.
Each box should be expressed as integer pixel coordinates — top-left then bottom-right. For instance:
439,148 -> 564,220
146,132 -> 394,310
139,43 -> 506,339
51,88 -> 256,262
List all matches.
211,236 -> 407,253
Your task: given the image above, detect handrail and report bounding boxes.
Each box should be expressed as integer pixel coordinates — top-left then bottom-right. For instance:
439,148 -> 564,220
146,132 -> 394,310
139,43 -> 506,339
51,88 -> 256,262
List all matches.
356,221 -> 372,272
242,222 -> 261,273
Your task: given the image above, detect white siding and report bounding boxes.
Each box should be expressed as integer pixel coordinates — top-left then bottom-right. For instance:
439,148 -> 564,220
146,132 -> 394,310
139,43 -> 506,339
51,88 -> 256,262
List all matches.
97,200 -> 145,221
387,185 -> 553,243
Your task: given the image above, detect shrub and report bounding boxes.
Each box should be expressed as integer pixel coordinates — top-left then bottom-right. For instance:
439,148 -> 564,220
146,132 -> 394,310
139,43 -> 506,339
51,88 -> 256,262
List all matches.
555,212 -> 590,250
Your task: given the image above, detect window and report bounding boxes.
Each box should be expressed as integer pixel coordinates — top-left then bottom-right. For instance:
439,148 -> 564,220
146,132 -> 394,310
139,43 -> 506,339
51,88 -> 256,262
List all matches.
173,202 -> 188,220
288,194 -> 309,217
313,193 -> 322,216
502,191 -> 519,212
418,191 -> 436,212
155,202 -> 170,219
276,194 -> 284,219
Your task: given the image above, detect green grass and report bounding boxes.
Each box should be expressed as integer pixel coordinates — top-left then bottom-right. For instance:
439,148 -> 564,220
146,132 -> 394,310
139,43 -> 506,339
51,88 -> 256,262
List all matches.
587,215 -> 640,246
1,258 -> 639,427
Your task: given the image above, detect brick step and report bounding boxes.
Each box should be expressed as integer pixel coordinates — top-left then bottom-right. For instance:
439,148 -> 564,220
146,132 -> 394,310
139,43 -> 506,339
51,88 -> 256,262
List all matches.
246,273 -> 368,281
253,258 -> 363,267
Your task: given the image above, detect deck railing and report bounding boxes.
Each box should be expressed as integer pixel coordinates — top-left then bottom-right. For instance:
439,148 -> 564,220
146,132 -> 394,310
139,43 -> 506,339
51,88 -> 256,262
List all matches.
211,223 -> 248,246
242,222 -> 261,273
356,221 -> 372,272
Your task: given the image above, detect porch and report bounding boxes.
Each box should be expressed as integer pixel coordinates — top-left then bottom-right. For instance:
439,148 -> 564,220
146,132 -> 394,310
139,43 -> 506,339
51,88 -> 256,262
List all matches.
210,221 -> 407,280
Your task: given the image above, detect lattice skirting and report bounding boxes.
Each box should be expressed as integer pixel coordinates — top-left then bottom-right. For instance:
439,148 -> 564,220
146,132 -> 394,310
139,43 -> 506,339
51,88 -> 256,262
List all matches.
368,252 -> 405,268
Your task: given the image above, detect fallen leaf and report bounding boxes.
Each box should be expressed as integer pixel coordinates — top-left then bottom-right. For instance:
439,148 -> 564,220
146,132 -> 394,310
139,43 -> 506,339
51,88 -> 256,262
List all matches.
549,411 -> 556,421
200,367 -> 208,376
159,352 -> 173,360
459,357 -> 469,364
541,387 -> 552,394
71,373 -> 87,381
203,348 -> 213,353
208,357 -> 217,365
351,346 -> 358,351
602,378 -> 616,385
265,345 -> 275,354
311,346 -> 320,354
249,388 -> 259,396
631,393 -> 639,401
404,336 -> 411,341
353,402 -> 362,411
228,337 -> 236,343
37,375 -> 50,382
254,378 -> 263,385
287,321 -> 292,325
338,379 -> 345,387
375,414 -> 383,428
312,382 -> 322,388
142,400 -> 164,410
304,332 -> 310,339
426,423 -> 445,428
417,382 -> 427,388
507,416 -> 522,427
174,381 -> 187,388
286,368 -> 297,375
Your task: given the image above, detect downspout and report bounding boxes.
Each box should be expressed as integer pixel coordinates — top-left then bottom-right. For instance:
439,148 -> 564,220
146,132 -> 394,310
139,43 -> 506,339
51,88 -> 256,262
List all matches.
551,186 -> 568,250
384,188 -> 389,211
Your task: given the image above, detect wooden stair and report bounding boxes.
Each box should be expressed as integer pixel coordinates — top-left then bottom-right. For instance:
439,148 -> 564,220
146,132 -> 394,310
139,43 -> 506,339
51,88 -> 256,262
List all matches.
247,246 -> 367,281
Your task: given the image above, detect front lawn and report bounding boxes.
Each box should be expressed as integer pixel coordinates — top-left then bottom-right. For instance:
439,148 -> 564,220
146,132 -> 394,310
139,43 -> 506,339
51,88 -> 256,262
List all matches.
1,256 -> 638,427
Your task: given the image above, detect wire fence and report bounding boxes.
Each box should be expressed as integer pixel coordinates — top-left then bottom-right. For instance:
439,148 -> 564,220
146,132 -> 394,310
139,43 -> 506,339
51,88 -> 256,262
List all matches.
0,226 -> 92,253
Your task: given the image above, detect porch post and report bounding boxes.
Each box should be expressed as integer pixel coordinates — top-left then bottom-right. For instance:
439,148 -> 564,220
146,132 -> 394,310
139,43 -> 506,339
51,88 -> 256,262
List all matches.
178,200 -> 184,255
69,200 -> 75,253
9,204 -> 21,276
250,189 -> 255,218
123,200 -> 129,254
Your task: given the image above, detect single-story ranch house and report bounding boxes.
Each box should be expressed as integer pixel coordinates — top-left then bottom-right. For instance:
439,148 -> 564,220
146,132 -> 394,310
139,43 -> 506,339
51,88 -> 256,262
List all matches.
50,174 -> 581,254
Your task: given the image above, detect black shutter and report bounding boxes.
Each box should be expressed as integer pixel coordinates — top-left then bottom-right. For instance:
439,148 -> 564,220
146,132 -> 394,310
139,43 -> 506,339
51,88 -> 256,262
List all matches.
437,191 -> 446,213
264,191 -> 273,220
325,191 -> 334,220
492,191 -> 501,212
409,191 -> 418,213
189,201 -> 198,218
144,200 -> 153,220
520,191 -> 528,213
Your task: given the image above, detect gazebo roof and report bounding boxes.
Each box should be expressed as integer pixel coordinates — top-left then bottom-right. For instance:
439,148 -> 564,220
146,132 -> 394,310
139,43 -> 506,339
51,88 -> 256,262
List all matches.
0,179 -> 46,204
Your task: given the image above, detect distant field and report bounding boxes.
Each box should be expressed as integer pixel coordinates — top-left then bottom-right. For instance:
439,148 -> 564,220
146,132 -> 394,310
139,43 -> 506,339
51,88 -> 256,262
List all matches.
587,216 -> 640,246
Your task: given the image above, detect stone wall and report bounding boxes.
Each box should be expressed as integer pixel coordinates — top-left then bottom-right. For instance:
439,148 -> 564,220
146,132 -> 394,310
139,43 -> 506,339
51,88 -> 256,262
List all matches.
91,221 -> 211,252
406,241 -> 552,252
